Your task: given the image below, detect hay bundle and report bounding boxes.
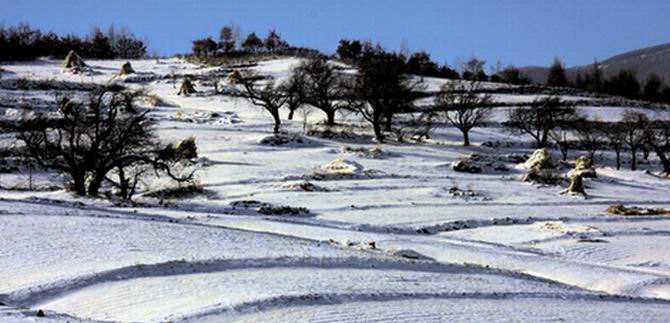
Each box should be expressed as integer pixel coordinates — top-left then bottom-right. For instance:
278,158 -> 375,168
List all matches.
561,155 -> 596,196
607,204 -> 670,216
119,61 -> 135,75
177,78 -> 197,96
522,148 -> 555,170
62,50 -> 87,72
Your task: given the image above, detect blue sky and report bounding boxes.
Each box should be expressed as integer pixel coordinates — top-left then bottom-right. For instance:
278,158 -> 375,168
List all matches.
2,0 -> 669,68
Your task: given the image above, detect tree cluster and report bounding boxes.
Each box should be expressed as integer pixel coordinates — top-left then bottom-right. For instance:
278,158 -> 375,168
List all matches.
192,27 -> 305,58
543,59 -> 670,104
16,86 -> 197,199
0,24 -> 147,61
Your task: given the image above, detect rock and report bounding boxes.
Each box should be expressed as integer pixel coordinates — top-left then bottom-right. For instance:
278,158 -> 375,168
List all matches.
36,310 -> 45,317
522,148 -> 555,170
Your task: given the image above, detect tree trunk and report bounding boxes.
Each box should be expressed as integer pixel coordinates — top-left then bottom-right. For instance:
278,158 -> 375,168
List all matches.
560,146 -> 568,161
272,111 -> 281,134
72,172 -> 87,196
117,166 -> 129,200
615,150 -> 621,170
659,153 -> 670,174
462,130 -> 470,146
372,113 -> 384,143
631,149 -> 637,171
326,110 -> 336,126
384,113 -> 393,132
87,173 -> 105,196
288,108 -> 295,120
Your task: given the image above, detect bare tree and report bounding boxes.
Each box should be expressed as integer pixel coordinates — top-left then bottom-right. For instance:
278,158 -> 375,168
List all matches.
17,86 -> 197,197
505,96 -> 576,148
645,121 -> 670,175
549,128 -> 573,161
281,70 -> 306,120
602,122 -> 626,170
231,70 -> 287,133
350,52 -> 419,142
435,81 -> 494,146
293,58 -> 348,126
621,111 -> 649,171
574,119 -> 605,159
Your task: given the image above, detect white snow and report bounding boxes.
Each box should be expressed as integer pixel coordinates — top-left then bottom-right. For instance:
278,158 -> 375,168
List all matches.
1,57 -> 670,322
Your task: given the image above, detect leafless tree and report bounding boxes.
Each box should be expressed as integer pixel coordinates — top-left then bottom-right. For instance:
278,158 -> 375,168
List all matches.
621,111 -> 649,171
574,119 -> 605,159
17,86 -> 197,197
435,81 -> 494,146
602,122 -> 626,170
645,120 -> 670,175
505,96 -> 576,148
231,70 -> 287,133
293,58 -> 348,126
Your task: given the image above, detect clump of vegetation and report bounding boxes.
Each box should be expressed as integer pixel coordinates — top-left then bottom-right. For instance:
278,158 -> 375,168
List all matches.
607,204 -> 670,216
143,183 -> 205,199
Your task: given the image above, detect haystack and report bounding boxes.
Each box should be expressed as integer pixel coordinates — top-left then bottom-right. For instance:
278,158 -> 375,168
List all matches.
62,50 -> 87,72
119,61 -> 135,75
561,155 -> 595,196
522,148 -> 555,170
177,78 -> 197,96
568,156 -> 597,179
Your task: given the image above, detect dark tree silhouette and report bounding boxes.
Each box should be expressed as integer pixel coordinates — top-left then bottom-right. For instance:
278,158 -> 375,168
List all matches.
293,58 -> 348,126
505,96 -> 576,148
436,81 -> 494,146
546,58 -> 569,87
18,86 -> 197,197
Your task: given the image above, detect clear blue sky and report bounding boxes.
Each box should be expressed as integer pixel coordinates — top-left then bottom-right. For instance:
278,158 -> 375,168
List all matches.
2,0 -> 669,68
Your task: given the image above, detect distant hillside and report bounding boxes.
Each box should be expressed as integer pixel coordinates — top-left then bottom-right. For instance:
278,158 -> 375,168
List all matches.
520,43 -> 670,84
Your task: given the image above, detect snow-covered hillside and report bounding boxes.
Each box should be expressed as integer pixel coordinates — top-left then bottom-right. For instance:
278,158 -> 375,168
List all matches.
1,57 -> 670,322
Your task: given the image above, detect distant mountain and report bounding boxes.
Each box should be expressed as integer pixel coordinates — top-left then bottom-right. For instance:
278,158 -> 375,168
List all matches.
519,43 -> 670,84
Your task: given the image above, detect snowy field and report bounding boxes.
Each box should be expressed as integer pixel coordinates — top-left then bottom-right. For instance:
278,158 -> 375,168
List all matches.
1,58 -> 670,322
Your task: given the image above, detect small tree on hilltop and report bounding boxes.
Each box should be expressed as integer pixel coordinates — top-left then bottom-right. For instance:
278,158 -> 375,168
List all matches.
241,32 -> 263,53
546,57 -> 569,87
606,70 -> 640,99
643,73 -> 663,102
192,37 -> 218,58
264,29 -> 287,53
435,81 -> 494,146
219,26 -> 236,53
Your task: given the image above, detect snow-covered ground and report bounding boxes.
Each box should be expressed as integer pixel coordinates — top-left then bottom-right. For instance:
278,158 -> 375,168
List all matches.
1,57 -> 670,322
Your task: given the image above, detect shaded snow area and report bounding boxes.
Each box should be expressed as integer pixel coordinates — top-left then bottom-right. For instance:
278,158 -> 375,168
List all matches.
1,58 -> 670,322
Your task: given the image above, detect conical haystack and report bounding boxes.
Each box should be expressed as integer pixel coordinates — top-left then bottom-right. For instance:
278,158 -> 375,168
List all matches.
119,61 -> 135,75
177,78 -> 197,96
62,50 -> 87,72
